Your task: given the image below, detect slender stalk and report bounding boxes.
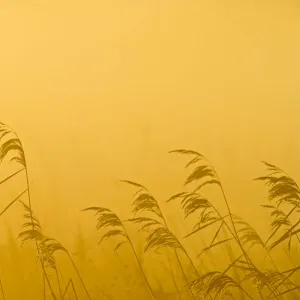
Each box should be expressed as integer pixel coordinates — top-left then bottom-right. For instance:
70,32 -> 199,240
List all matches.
239,286 -> 255,300
187,197 -> 274,299
62,280 -> 71,299
55,267 -> 63,299
268,286 -> 300,299
178,155 -> 280,300
43,273 -> 46,300
57,266 -> 72,300
10,129 -> 57,299
181,154 -> 252,266
215,176 -> 281,299
196,237 -> 217,271
167,256 -> 183,300
70,280 -> 79,300
0,189 -> 28,217
219,254 -> 255,300
266,204 -> 299,244
175,245 -> 204,299
0,280 -> 5,300
169,223 -> 199,276
145,189 -> 201,299
23,167 -> 56,298
156,206 -> 199,299
174,250 -> 197,300
122,226 -> 157,300
217,192 -> 280,299
24,166 -> 57,300
265,170 -> 300,245
0,168 -> 25,186
66,252 -> 92,300
266,266 -> 300,300
181,247 -> 199,277
222,226 -> 245,300
218,183 -> 251,263
123,182 -> 200,298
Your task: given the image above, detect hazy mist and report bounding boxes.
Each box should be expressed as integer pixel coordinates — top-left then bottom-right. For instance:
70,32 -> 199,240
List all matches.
0,1 -> 299,299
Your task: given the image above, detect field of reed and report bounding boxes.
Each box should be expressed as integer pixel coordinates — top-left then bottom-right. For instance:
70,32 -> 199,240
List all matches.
0,121 -> 299,300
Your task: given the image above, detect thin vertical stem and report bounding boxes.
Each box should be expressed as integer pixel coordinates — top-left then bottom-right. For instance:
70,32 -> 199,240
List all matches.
143,188 -> 200,299
70,280 -> 79,300
222,226 -> 245,300
0,189 -> 28,217
67,252 -> 92,300
14,129 -> 58,300
208,162 -> 279,300
167,256 -> 183,300
0,280 -> 5,300
181,247 -> 199,277
172,153 -> 279,300
57,266 -> 72,300
43,273 -> 46,300
158,217 -> 199,299
123,228 -> 157,300
62,279 -> 72,299
55,267 -> 63,299
1,125 -> 56,299
174,250 -> 197,300
25,166 -> 57,300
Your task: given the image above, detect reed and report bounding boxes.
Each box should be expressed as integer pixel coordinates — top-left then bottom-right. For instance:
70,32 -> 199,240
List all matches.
1,122 -> 300,299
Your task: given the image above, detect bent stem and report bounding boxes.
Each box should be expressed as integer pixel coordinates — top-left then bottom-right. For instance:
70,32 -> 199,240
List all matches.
174,249 -> 197,300
62,280 -> 71,299
66,252 -> 92,300
55,267 -> 63,299
70,280 -> 79,300
213,171 -> 281,300
167,256 -> 183,300
151,190 -> 201,298
142,188 -> 200,299
57,267 -> 72,300
174,152 -> 280,300
213,190 -> 279,299
157,205 -> 200,299
25,167 -> 57,299
181,246 -> 200,277
8,128 -> 57,299
222,226 -> 245,300
123,226 -> 157,300
62,279 -> 78,300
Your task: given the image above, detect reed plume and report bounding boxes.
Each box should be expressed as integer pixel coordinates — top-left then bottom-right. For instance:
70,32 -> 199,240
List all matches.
18,201 -> 91,300
168,149 -> 289,299
121,180 -> 201,299
83,206 -> 156,299
255,161 -> 300,251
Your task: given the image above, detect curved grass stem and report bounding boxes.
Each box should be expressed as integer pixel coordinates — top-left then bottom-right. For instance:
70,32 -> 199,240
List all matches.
66,252 -> 92,300
122,226 -> 157,300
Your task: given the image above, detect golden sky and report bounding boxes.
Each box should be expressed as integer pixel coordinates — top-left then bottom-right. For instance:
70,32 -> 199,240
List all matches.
0,0 -> 300,247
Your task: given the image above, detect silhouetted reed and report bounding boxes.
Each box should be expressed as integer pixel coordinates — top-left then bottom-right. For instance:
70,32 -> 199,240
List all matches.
83,206 -> 157,299
1,121 -> 300,299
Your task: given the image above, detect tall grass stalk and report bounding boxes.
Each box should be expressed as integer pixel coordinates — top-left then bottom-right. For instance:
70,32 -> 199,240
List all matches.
122,181 -> 201,299
83,207 -> 157,299
169,150 -> 284,299
0,280 -> 5,300
62,279 -> 78,300
0,124 -> 58,299
3,122 -> 300,299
